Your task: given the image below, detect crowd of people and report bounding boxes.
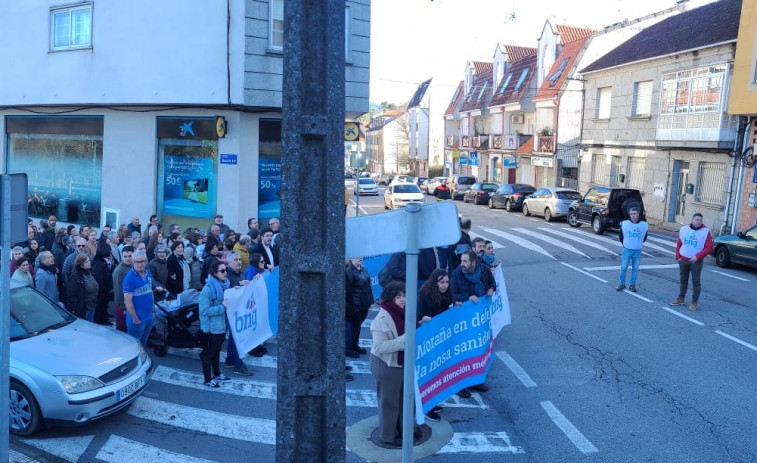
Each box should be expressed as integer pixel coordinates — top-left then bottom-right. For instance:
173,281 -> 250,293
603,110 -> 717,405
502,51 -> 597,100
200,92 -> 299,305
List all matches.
7,213 -> 283,384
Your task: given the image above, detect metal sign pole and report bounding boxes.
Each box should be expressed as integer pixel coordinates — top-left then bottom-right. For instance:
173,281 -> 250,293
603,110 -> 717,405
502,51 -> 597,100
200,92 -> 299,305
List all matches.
401,202 -> 421,462
1,175 -> 12,463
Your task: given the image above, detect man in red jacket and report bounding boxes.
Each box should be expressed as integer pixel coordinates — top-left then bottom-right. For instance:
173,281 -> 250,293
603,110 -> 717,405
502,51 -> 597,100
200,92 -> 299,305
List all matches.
671,213 -> 713,311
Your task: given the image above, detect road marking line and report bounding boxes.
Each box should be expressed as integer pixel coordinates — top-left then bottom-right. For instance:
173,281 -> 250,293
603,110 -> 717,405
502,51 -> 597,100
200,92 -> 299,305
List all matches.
437,432 -> 525,454
496,352 -> 537,388
96,435 -> 217,463
540,401 -> 598,454
21,435 -> 94,463
561,262 -> 608,283
538,228 -> 619,256
646,235 -> 676,246
469,231 -> 505,248
563,228 -> 656,256
660,307 -> 705,326
710,270 -> 749,282
128,397 -> 277,445
481,227 -> 556,260
715,330 -> 757,353
583,264 -> 679,271
623,291 -> 653,302
511,227 -> 590,258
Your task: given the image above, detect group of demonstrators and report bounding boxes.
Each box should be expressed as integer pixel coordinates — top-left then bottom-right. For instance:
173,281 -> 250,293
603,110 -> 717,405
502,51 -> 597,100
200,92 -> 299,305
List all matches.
351,216 -> 499,447
8,213 -> 283,386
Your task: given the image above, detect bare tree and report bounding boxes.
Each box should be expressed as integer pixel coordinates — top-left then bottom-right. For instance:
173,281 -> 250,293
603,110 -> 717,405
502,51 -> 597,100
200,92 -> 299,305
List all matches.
393,113 -> 412,173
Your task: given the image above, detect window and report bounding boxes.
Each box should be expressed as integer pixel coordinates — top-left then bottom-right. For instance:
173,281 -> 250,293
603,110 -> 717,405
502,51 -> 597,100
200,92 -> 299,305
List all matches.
591,154 -> 609,184
695,162 -> 726,204
547,58 -> 570,87
450,87 -> 461,104
632,81 -> 653,117
596,87 -> 612,119
269,0 -> 284,50
50,4 -> 92,50
626,157 -> 645,189
477,82 -> 488,100
514,69 -> 529,92
660,65 -> 726,114
498,73 -> 513,95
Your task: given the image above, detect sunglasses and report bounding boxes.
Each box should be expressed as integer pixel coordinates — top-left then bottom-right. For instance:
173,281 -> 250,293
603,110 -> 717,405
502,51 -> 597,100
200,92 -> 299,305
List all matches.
76,244 -> 86,248
217,269 -> 227,273
259,260 -> 265,264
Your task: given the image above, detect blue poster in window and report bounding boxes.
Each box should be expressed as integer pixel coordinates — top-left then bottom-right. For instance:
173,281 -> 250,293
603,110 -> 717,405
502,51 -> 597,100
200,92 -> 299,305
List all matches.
460,155 -> 468,165
469,151 -> 479,166
163,155 -> 215,218
259,119 -> 282,219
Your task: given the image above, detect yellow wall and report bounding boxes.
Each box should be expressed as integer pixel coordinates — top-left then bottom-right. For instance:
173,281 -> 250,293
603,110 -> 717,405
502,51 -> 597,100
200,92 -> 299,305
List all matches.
729,0 -> 757,115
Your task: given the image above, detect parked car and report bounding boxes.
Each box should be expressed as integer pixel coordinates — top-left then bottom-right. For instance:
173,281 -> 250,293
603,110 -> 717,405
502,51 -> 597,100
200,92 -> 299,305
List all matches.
426,176 -> 447,195
567,186 -> 645,234
488,184 -> 536,211
712,225 -> 757,269
391,174 -> 416,185
377,174 -> 390,185
384,183 -> 424,210
359,171 -> 371,178
8,280 -> 154,436
417,177 -> 430,192
463,182 -> 500,205
522,187 -> 583,222
354,177 -> 378,196
450,175 -> 477,200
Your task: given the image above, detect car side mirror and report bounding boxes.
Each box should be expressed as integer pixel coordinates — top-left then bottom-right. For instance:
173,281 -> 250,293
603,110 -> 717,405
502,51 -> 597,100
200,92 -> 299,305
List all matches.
737,231 -> 745,238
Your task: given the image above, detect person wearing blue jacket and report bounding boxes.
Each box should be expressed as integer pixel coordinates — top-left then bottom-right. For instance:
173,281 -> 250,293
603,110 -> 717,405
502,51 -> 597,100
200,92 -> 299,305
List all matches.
199,259 -> 232,388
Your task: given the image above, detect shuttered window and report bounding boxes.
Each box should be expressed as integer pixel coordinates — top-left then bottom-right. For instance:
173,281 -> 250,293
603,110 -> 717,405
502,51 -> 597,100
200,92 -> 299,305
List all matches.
695,162 -> 726,204
596,87 -> 612,119
591,154 -> 609,184
633,81 -> 653,117
626,157 -> 645,189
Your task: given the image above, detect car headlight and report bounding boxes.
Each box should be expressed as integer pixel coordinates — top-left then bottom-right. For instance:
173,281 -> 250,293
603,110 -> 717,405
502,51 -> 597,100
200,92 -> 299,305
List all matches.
139,345 -> 149,365
55,375 -> 105,394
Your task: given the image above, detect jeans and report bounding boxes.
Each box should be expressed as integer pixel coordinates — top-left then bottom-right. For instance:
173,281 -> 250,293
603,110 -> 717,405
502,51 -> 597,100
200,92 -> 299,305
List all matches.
225,330 -> 244,368
619,248 -> 642,285
678,258 -> 704,303
437,246 -> 452,274
127,317 -> 156,347
201,333 -> 226,382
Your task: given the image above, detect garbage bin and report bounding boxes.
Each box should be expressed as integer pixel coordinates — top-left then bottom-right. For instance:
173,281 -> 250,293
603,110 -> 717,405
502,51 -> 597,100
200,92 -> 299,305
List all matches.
57,198 -> 69,222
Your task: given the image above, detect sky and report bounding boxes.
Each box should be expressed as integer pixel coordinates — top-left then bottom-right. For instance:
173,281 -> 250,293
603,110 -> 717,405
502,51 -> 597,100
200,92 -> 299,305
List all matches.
369,0 -> 715,145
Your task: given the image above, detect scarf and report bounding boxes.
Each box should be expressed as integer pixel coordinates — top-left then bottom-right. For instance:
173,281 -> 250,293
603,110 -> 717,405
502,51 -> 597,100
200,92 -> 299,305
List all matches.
482,253 -> 498,268
38,262 -> 58,274
381,299 -> 420,367
463,262 -> 487,296
206,274 -> 229,302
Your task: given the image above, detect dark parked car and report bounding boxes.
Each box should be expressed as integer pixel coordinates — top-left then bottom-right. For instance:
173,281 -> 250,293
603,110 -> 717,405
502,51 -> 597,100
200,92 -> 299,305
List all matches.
450,176 -> 477,200
712,225 -> 757,269
488,184 -> 536,211
567,186 -> 644,235
463,182 -> 499,205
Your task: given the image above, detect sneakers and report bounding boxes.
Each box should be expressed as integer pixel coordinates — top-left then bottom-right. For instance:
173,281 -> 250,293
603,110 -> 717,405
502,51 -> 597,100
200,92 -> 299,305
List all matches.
425,409 -> 441,422
629,285 -> 637,292
213,373 -> 231,381
670,298 -> 685,306
204,379 -> 220,388
232,367 -> 252,376
688,302 -> 698,311
456,388 -> 471,399
616,284 -> 625,291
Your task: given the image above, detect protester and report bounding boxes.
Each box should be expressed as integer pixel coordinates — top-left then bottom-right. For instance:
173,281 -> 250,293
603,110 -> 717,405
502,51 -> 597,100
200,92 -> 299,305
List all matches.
345,257 -> 373,359
112,245 -> 134,333
671,212 -> 713,311
35,251 -> 60,303
66,253 -> 99,322
91,242 -> 114,325
451,219 -> 472,269
434,178 -> 451,200
223,251 -> 253,376
12,257 -> 35,287
199,259 -> 232,388
166,241 -> 190,295
617,207 -> 648,292
123,250 -> 162,346
147,244 -> 169,290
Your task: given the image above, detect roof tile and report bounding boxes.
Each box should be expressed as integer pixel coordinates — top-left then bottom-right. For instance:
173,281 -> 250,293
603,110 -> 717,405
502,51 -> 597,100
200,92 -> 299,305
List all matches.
555,24 -> 596,45
444,81 -> 464,116
490,54 -> 537,107
503,45 -> 537,61
534,36 -> 590,101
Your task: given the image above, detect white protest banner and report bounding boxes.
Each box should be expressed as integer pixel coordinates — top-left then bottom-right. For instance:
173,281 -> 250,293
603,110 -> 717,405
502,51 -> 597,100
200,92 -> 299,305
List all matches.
490,264 -> 511,338
224,277 -> 273,354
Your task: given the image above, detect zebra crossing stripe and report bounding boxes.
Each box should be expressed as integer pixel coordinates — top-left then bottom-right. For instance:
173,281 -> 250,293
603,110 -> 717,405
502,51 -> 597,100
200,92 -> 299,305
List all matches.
480,227 -> 556,260
537,228 -> 619,256
646,235 -> 676,247
437,432 -> 525,454
511,228 -> 590,258
469,231 -> 505,248
96,435 -> 217,463
128,397 -> 277,445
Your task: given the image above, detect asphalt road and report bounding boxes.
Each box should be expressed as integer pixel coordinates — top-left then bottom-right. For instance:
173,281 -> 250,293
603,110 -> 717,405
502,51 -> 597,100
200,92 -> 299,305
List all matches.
13,183 -> 757,462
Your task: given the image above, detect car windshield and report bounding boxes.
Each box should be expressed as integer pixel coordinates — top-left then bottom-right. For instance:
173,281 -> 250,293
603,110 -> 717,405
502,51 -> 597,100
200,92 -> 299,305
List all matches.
459,177 -> 476,185
394,184 -> 421,194
8,286 -> 75,341
482,184 -> 498,191
359,178 -> 376,185
558,191 -> 582,200
515,186 -> 535,193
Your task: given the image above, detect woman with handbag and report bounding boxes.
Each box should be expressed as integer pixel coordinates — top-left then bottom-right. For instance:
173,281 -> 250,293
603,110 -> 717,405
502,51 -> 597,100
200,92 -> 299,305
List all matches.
199,259 -> 232,388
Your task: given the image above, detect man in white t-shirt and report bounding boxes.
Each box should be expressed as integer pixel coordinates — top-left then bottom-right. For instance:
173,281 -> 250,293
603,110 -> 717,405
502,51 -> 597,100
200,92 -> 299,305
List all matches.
671,212 -> 713,311
617,207 -> 648,293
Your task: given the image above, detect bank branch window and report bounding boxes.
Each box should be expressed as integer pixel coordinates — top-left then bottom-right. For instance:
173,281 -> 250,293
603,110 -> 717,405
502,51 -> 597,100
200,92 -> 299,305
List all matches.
157,117 -> 219,228
6,116 -> 103,225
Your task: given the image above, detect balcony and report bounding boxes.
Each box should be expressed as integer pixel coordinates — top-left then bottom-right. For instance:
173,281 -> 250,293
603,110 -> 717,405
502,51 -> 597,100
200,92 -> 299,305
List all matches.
471,135 -> 489,149
492,135 -> 502,149
461,136 -> 469,147
537,135 -> 555,153
446,135 -> 457,147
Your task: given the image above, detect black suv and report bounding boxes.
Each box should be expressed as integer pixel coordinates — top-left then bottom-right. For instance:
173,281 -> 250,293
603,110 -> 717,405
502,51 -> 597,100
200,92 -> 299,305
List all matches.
567,187 -> 644,235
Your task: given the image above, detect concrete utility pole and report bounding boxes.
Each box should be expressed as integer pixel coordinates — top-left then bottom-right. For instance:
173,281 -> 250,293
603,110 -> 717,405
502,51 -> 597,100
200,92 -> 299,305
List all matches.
277,1 -> 346,462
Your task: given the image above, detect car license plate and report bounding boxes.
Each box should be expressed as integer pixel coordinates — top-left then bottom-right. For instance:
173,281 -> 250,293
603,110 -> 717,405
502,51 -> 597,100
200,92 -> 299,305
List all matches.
116,375 -> 145,401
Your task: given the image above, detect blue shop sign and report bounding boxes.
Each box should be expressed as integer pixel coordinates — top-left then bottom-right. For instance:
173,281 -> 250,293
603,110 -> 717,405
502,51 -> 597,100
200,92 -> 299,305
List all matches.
220,154 -> 238,165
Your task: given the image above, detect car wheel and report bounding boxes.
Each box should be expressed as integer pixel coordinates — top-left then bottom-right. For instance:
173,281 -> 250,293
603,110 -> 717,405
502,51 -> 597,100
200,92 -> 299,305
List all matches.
567,211 -> 581,227
544,208 -> 553,222
473,196 -> 479,205
715,246 -> 732,268
488,198 -> 494,209
592,215 -> 605,235
9,381 -> 43,436
522,204 -> 530,216
505,200 -> 512,212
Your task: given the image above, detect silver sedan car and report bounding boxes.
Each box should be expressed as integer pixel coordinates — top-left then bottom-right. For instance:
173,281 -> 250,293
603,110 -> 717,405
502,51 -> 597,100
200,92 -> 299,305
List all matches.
9,281 -> 154,436
522,187 -> 582,222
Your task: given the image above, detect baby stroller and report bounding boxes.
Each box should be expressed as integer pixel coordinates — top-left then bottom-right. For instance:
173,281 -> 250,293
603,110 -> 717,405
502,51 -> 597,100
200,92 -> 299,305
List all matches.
153,289 -> 202,357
